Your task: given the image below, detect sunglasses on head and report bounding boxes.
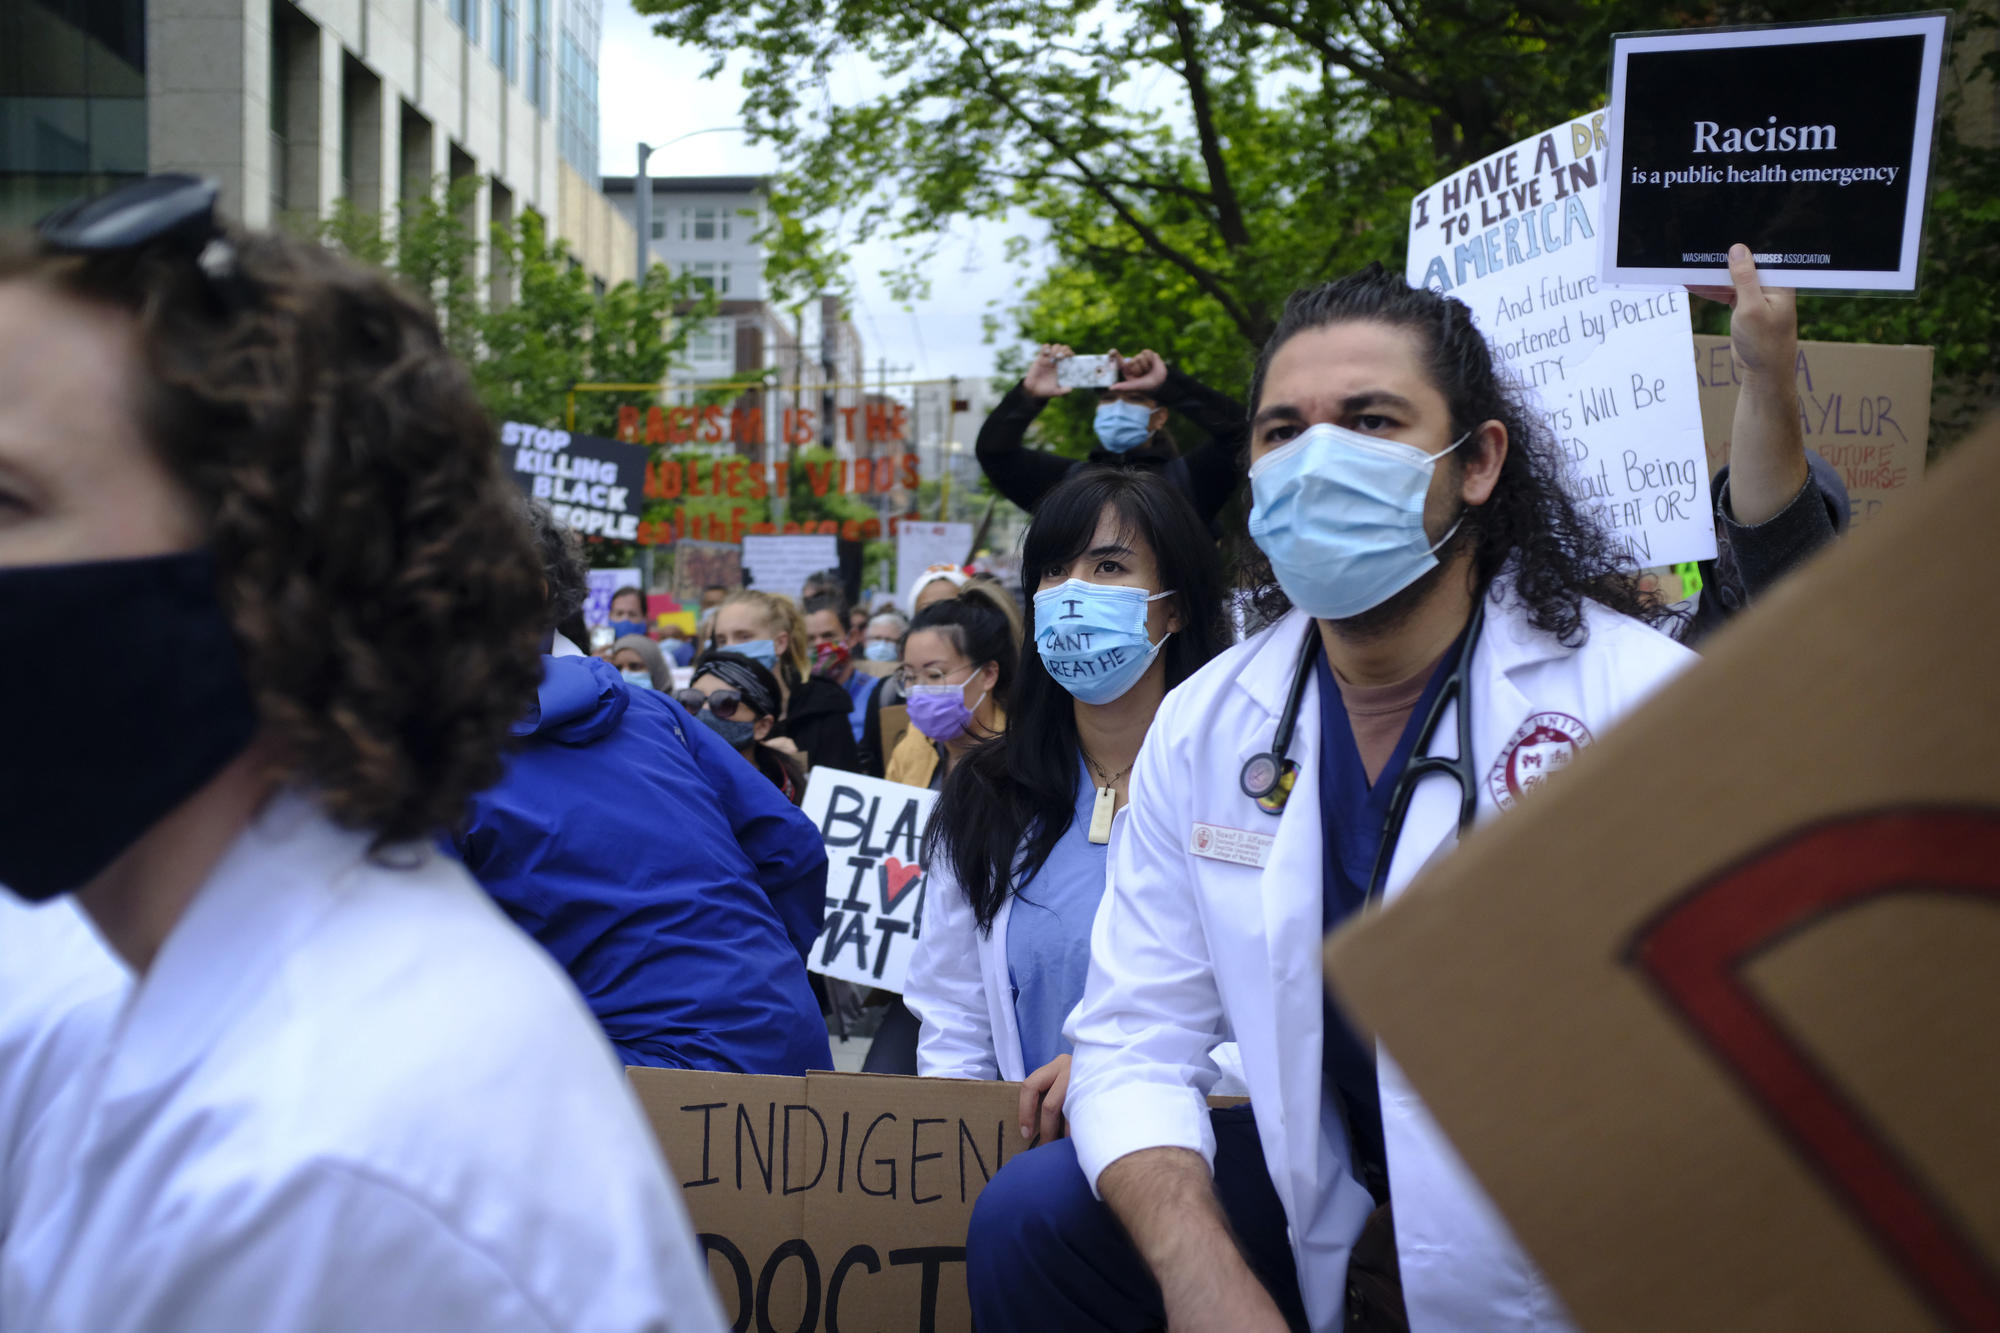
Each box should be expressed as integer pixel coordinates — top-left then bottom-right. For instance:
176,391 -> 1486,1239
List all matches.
676,687 -> 756,721
36,173 -> 247,302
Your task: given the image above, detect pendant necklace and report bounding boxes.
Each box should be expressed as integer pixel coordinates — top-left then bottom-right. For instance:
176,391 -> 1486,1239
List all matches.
1082,751 -> 1134,845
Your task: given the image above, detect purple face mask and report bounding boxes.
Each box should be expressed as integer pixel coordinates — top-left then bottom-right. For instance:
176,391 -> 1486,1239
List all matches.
905,673 -> 986,742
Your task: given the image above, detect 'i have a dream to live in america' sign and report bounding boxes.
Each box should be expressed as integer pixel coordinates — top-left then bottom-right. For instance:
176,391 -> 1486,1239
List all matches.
1407,113 -> 1716,569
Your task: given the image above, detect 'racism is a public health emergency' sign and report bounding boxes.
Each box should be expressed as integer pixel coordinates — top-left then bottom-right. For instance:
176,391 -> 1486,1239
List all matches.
801,770 -> 935,994
503,421 -> 649,540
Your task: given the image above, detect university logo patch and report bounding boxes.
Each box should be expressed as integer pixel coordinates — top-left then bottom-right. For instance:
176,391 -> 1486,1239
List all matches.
1487,711 -> 1595,810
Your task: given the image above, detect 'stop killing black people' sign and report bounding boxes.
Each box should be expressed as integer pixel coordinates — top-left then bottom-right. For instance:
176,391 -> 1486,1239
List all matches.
502,421 -> 649,540
1601,13 -> 1949,292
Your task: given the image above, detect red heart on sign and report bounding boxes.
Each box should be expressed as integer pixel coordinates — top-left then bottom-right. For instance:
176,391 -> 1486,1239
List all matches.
882,858 -> 924,912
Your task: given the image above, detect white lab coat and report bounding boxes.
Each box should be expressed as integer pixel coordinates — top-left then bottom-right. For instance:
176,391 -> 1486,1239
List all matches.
906,852 -> 1030,1081
906,812 -> 1250,1090
0,791 -> 726,1333
1064,594 -> 1693,1333
0,895 -> 129,1243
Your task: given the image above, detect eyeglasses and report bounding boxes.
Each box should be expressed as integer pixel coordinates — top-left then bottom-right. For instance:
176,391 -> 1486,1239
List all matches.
36,174 -> 244,298
676,687 -> 756,720
896,662 -> 980,691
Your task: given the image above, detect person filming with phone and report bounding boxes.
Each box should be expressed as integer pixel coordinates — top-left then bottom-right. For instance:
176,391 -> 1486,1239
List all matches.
977,344 -> 1245,526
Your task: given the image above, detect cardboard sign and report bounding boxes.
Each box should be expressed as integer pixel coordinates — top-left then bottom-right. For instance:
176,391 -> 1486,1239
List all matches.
629,1068 -> 1031,1333
584,567 -> 640,627
896,523 -> 975,611
670,539 -> 743,608
1408,114 -> 1717,567
503,421 -> 649,541
802,769 -> 936,993
1693,335 -> 1932,527
1603,15 -> 1949,290
1324,414 -> 2000,1332
742,534 -> 840,603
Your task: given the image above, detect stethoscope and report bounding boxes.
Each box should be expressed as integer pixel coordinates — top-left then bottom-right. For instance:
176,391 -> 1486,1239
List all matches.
1238,598 -> 1486,903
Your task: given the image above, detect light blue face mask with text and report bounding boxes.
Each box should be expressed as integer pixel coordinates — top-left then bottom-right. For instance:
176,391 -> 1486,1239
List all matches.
1247,422 -> 1468,620
1032,579 -> 1174,705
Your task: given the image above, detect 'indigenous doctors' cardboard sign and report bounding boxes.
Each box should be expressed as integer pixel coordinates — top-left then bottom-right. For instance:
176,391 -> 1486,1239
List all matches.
1603,14 -> 1949,291
802,770 -> 936,994
628,1069 -> 1030,1333
1324,414 -> 2000,1332
1407,114 -> 1717,568
1692,335 -> 1931,527
502,421 -> 649,540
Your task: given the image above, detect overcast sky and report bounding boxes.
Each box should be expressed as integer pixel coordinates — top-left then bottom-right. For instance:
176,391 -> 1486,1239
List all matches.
595,1 -> 1044,382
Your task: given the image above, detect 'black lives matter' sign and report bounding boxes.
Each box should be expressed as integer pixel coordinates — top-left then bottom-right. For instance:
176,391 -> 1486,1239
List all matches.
1602,14 -> 1948,292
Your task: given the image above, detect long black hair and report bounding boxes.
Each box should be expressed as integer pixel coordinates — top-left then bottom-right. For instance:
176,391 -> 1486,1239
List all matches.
1241,262 -> 1668,644
926,467 -> 1226,931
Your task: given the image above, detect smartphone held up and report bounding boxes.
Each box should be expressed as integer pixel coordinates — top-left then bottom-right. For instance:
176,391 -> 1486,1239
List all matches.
1055,354 -> 1119,389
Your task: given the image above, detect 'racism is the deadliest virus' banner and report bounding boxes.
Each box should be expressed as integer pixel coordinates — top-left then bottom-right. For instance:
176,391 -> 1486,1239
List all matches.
1603,14 -> 1948,291
802,771 -> 935,994
503,421 -> 649,541
1407,114 -> 1716,568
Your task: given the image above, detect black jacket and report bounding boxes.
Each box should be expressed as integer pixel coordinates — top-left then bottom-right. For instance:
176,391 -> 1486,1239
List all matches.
974,368 -> 1244,524
778,674 -> 863,774
1681,451 -> 1849,645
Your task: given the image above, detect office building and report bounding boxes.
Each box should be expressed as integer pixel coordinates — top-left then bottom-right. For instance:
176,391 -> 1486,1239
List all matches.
1,0 -> 634,290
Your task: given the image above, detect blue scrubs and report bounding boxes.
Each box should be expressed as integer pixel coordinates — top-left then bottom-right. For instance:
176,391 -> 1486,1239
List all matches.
1004,759 -> 1108,1073
1315,645 -> 1456,1205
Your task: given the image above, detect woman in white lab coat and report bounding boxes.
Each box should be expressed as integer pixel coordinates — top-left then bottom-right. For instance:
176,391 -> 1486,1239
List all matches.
903,466 -> 1225,1136
0,178 -> 723,1332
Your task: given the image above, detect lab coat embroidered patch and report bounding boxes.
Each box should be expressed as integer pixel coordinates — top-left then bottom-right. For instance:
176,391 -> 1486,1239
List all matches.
1487,711 -> 1595,810
1189,822 -> 1275,868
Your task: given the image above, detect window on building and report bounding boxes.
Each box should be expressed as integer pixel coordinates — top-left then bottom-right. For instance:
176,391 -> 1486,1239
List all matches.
650,218 -> 664,239
687,321 -> 734,366
683,261 -> 732,295
525,0 -> 548,109
494,0 -> 518,82
682,207 -> 718,241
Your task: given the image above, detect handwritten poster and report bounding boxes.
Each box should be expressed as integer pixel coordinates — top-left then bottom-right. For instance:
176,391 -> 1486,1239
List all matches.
742,534 -> 840,603
583,567 -> 640,627
1691,335 -> 1930,527
895,523 -> 975,612
1407,113 -> 1717,568
801,770 -> 935,993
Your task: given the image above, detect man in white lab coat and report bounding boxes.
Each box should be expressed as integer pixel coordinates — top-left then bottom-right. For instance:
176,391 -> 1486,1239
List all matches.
966,253 -> 1816,1332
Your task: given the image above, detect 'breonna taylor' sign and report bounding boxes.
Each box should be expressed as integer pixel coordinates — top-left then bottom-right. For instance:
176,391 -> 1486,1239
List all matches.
802,771 -> 936,994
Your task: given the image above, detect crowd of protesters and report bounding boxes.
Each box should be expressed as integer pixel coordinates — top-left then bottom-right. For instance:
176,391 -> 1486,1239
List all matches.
0,173 -> 1848,1333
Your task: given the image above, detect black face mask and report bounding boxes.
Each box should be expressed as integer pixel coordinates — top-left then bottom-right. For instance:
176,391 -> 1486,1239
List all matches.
0,550 -> 258,901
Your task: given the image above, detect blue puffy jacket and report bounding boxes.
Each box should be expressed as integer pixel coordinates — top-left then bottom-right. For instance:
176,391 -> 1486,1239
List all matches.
455,655 -> 833,1074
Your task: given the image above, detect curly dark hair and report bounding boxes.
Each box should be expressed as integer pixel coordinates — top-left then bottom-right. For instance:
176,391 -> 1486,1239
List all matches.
1242,262 -> 1669,645
519,497 -> 589,628
0,222 -> 548,846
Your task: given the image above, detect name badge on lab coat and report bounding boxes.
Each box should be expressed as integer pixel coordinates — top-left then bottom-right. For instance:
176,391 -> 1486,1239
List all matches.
1189,822 -> 1275,869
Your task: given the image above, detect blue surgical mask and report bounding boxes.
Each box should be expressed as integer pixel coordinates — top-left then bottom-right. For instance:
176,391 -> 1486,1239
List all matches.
1033,579 -> 1174,705
731,638 -> 779,670
620,668 -> 655,690
862,639 -> 899,663
1248,423 -> 1468,620
1093,400 -> 1152,454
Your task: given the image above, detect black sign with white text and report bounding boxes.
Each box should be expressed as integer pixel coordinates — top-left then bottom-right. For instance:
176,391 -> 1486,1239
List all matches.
1602,14 -> 1948,292
503,421 -> 648,541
